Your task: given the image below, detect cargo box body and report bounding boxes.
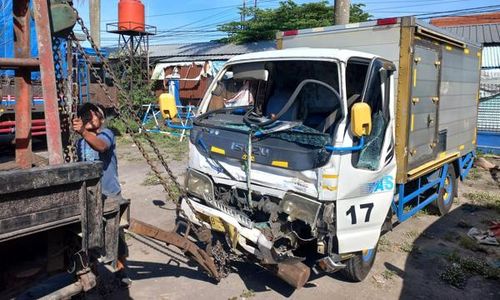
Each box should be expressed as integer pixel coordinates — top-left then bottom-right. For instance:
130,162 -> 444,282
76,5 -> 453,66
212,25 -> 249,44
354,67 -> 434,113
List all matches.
278,17 -> 481,183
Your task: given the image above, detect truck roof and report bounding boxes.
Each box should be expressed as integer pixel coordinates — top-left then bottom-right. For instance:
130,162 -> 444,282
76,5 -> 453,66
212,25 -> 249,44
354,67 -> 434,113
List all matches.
226,47 -> 378,64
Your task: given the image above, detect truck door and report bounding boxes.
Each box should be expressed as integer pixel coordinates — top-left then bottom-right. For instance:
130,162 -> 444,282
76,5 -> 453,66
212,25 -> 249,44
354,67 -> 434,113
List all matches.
408,43 -> 440,169
336,58 -> 397,254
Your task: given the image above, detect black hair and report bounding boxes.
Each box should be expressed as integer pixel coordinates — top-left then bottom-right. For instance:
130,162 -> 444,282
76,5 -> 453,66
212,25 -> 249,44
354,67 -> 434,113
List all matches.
78,103 -> 104,125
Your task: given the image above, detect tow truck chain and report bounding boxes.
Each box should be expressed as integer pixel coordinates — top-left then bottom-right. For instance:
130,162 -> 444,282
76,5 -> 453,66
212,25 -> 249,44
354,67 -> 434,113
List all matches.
69,7 -> 227,280
53,36 -> 78,163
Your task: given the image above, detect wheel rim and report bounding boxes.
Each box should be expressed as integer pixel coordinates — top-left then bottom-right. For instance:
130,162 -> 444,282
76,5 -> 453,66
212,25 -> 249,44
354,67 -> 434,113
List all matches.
443,175 -> 453,205
362,248 -> 374,262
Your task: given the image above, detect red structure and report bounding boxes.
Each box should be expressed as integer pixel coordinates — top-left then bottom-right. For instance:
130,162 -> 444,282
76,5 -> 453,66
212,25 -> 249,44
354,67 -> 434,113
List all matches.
0,0 -> 63,167
118,0 -> 145,32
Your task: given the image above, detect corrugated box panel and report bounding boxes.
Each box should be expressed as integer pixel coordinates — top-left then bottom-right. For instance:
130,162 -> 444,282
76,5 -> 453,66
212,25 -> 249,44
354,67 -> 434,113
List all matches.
478,95 -> 500,132
482,46 -> 500,68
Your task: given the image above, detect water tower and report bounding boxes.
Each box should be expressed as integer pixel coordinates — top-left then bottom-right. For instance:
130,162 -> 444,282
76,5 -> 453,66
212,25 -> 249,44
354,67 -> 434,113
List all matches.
106,0 -> 156,89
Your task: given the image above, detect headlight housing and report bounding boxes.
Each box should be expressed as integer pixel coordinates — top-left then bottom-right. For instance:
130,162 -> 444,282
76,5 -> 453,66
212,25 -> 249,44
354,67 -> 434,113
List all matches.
280,193 -> 321,226
185,169 -> 214,201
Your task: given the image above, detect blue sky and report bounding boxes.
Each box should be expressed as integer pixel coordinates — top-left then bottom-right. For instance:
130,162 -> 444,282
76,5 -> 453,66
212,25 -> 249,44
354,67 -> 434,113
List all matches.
73,0 -> 499,46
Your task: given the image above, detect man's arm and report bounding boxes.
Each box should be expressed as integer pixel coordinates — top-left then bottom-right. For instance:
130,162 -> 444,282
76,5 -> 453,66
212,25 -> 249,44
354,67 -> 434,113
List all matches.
73,118 -> 110,153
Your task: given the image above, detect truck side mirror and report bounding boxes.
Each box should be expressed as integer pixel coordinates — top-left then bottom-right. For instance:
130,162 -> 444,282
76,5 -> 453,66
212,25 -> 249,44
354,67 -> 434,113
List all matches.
351,102 -> 372,137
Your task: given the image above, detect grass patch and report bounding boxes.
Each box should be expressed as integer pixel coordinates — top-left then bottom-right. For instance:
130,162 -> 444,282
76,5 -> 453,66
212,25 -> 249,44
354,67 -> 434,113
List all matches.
443,231 -> 457,242
404,230 -> 419,239
399,241 -> 420,253
441,252 -> 500,288
382,269 -> 396,281
458,235 -> 482,252
240,289 -> 256,298
141,172 -> 162,186
379,235 -> 392,252
463,192 -> 500,213
467,168 -> 482,180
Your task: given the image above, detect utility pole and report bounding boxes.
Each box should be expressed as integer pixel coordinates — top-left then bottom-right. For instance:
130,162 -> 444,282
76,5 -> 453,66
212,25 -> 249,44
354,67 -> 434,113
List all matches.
254,0 -> 257,8
242,0 -> 246,22
334,0 -> 350,25
90,0 -> 101,48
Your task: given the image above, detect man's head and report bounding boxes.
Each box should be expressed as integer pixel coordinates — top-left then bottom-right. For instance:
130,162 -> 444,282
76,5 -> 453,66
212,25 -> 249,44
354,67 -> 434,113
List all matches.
77,103 -> 105,132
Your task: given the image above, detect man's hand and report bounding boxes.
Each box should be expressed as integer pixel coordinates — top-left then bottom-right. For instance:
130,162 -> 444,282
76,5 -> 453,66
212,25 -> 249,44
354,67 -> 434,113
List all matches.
72,117 -> 85,135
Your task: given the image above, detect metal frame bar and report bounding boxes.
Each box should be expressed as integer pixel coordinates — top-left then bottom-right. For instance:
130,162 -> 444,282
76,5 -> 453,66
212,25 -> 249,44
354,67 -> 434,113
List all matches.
13,0 -> 32,168
393,163 -> 448,222
32,0 -> 63,164
458,151 -> 475,181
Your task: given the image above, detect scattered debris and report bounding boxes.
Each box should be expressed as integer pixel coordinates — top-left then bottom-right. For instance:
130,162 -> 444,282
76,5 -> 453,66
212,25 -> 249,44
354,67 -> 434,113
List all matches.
475,157 -> 496,171
489,221 -> 500,239
467,227 -> 499,246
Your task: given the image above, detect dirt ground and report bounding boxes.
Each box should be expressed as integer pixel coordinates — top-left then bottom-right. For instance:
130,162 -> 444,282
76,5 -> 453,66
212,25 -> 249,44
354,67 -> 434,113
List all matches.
107,135 -> 499,300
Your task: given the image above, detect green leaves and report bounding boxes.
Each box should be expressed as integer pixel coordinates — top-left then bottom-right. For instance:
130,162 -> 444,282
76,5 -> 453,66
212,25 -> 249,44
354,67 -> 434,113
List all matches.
217,1 -> 371,44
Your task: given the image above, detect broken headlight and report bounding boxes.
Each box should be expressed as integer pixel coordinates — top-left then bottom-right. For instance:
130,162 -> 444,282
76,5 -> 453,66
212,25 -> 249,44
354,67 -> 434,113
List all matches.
186,169 -> 214,201
280,193 -> 321,226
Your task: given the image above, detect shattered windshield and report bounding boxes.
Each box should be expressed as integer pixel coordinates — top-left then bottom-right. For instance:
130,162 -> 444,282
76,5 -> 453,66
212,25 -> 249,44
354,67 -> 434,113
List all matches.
198,60 -> 341,146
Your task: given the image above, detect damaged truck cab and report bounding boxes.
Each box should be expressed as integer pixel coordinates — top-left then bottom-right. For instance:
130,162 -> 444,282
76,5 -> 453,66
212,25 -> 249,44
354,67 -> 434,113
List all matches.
180,17 -> 480,287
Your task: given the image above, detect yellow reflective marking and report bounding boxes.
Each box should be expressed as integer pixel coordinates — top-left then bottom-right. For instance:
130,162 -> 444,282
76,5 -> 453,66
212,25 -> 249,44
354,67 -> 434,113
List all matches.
464,48 -> 470,54
322,174 -> 338,179
271,160 -> 289,168
408,152 -> 460,180
445,45 -> 452,51
210,146 -> 225,155
322,185 -> 337,191
241,154 -> 255,161
477,51 -> 481,57
458,144 -> 465,150
411,114 -> 415,131
413,68 -> 417,87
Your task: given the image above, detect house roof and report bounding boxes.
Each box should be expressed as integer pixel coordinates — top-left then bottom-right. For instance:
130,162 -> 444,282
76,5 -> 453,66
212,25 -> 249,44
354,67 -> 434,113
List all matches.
430,12 -> 500,27
442,23 -> 500,44
149,41 -> 276,62
430,12 -> 500,44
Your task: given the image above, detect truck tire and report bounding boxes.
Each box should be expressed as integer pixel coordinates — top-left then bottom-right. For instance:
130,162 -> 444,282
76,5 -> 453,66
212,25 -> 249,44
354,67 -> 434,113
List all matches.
341,243 -> 378,282
434,165 -> 456,216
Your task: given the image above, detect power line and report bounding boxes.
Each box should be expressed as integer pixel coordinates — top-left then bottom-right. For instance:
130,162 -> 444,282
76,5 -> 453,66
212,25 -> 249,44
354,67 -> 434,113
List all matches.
101,0 -> 279,22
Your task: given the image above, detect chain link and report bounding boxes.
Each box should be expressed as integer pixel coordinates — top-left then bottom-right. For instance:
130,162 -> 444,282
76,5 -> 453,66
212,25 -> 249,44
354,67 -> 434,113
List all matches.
70,9 -> 198,209
68,6 -> 229,276
53,36 -> 78,162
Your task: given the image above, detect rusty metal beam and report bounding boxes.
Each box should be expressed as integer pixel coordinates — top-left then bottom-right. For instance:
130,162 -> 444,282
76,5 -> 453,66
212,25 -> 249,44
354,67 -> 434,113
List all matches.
32,0 -> 63,165
13,0 -> 32,168
0,58 -> 39,69
128,218 -> 221,280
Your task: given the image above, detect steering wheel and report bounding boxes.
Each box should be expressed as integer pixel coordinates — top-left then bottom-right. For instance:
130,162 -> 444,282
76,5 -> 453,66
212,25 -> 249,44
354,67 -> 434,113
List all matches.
244,79 -> 341,127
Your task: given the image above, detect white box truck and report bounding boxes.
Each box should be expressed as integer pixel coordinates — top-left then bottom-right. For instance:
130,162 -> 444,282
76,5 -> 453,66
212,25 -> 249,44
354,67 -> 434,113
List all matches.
178,17 -> 481,288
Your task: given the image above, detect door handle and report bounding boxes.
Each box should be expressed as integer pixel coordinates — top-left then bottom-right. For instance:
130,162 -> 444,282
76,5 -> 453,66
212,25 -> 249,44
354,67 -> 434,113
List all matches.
427,114 -> 434,127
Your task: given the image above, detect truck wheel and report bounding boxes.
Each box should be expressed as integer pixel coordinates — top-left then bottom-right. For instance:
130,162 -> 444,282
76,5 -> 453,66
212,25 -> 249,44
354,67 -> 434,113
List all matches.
341,244 -> 378,282
434,165 -> 456,216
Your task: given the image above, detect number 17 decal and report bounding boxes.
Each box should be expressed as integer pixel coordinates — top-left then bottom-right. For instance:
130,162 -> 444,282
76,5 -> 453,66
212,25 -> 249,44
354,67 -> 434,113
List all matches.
346,203 -> 374,225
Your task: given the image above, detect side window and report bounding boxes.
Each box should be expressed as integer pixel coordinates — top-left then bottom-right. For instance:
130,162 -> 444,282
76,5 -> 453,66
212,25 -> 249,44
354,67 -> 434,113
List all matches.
352,59 -> 391,171
346,59 -> 370,110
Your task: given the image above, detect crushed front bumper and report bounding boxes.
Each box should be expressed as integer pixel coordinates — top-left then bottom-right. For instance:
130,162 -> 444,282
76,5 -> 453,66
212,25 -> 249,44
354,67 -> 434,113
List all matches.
180,197 -> 275,263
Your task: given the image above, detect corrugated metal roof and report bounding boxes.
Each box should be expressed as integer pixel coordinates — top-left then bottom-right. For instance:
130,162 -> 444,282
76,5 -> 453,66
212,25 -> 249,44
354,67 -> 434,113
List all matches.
442,23 -> 500,44
149,41 -> 276,61
482,46 -> 500,68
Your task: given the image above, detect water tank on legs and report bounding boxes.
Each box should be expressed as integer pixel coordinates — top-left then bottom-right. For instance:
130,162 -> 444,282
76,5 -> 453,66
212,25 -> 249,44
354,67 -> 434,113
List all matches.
118,0 -> 145,32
